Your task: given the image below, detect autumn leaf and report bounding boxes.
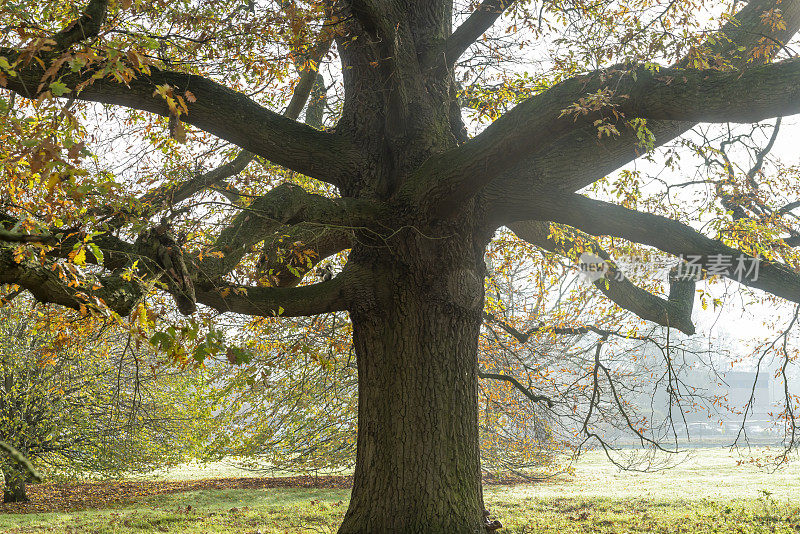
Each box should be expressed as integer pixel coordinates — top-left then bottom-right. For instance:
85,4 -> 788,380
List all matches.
169,114 -> 187,143
46,173 -> 60,195
73,247 -> 87,266
67,141 -> 85,160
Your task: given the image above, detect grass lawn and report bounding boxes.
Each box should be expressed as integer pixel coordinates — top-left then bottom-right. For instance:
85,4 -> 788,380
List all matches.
2,448 -> 799,533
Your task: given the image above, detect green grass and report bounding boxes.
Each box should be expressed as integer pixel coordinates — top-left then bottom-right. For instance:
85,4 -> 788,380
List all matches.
3,448 -> 800,533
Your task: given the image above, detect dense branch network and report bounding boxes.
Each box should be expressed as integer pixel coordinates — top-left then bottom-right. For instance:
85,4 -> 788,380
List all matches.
3,0 -> 800,337
0,1 -> 356,318
1,57 -> 359,186
475,0 -> 800,334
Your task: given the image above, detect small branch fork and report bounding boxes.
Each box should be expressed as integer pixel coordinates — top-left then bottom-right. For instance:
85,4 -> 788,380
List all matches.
578,335 -> 684,466
482,311 -> 658,344
440,0 -> 517,65
730,305 -> 800,464
477,370 -> 554,407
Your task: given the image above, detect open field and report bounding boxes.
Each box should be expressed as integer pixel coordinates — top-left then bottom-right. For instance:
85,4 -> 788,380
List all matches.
1,448 -> 799,533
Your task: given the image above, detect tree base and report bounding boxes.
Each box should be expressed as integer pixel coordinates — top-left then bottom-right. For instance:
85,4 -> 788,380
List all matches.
3,469 -> 29,503
3,488 -> 29,503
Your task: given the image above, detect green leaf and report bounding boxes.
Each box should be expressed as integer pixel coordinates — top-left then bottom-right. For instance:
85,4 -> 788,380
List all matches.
228,346 -> 254,365
149,331 -> 173,350
49,81 -> 70,97
193,345 -> 209,362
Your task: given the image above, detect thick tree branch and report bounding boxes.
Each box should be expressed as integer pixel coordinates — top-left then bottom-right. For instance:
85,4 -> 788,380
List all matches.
104,35 -> 334,225
1,199 -> 353,318
535,195 -> 800,304
620,60 -> 800,122
195,272 -> 349,317
403,56 -> 800,218
304,73 -> 327,130
1,208 -> 137,271
196,183 -> 381,282
1,50 -> 359,186
442,0 -> 516,65
0,229 -> 55,244
508,220 -> 696,334
53,0 -> 109,50
0,247 -> 143,316
485,0 -> 800,205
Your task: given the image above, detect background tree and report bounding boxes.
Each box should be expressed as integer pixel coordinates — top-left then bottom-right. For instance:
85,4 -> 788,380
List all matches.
206,311 -> 359,476
0,301 -> 213,502
2,0 -> 800,531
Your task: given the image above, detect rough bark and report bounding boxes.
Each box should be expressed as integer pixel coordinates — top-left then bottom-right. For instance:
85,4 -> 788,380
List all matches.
325,5 -> 494,530
52,0 -> 109,50
340,223 -> 487,534
404,58 -> 800,219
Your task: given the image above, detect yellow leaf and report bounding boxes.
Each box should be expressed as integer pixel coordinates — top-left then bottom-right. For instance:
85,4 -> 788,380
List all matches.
126,49 -> 140,67
73,247 -> 87,266
46,173 -> 60,195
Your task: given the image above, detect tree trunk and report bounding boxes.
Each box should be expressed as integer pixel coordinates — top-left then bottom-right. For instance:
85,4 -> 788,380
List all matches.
3,464 -> 29,503
339,242 -> 487,534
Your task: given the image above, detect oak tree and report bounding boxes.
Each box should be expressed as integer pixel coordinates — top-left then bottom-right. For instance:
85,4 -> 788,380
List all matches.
3,0 -> 800,531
